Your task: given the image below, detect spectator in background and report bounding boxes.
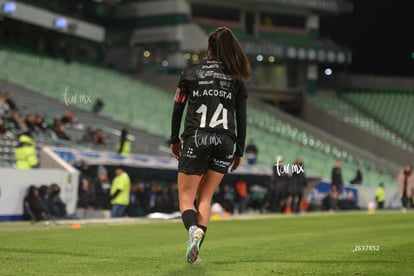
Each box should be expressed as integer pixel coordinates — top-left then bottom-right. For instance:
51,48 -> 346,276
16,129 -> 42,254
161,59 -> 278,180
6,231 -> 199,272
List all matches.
53,124 -> 71,140
0,117 -> 14,139
160,184 -> 175,213
245,139 -> 258,165
48,183 -> 67,218
7,111 -> 26,132
23,186 -> 49,221
61,110 -> 84,130
14,131 -> 39,169
92,98 -> 104,114
3,91 -> 18,112
61,110 -> 75,125
35,115 -> 50,132
170,182 -> 179,212
350,166 -> 363,185
81,127 -> 95,143
235,178 -> 249,214
214,183 -> 235,214
0,92 -> 11,117
25,113 -> 37,133
93,128 -> 105,145
110,166 -> 131,217
147,183 -> 164,213
289,158 -> 307,214
116,128 -> 131,157
375,182 -> 385,209
249,184 -> 267,213
130,182 -> 149,217
95,165 -> 111,209
78,161 -> 95,185
322,185 -> 339,211
77,178 -> 95,210
269,156 -> 289,213
338,192 -> 358,210
397,164 -> 413,213
331,159 -> 344,190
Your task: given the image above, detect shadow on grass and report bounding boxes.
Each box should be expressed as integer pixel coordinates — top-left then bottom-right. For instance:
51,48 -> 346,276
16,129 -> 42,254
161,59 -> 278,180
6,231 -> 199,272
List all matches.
163,264 -> 207,276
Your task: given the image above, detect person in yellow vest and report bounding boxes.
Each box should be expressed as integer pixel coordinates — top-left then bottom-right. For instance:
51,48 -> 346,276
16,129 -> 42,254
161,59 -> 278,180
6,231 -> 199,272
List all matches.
375,182 -> 385,209
110,166 -> 131,217
15,132 -> 39,169
116,128 -> 131,157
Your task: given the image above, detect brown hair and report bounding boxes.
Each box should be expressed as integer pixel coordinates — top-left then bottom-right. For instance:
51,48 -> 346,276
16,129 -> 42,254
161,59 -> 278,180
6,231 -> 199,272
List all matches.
208,27 -> 250,81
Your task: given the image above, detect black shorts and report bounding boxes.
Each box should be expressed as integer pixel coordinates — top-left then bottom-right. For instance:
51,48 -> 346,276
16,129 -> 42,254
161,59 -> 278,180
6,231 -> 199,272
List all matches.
179,130 -> 234,175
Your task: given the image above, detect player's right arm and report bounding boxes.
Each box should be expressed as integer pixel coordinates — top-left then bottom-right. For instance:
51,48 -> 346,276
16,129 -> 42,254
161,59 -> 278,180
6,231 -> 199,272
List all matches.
170,74 -> 190,159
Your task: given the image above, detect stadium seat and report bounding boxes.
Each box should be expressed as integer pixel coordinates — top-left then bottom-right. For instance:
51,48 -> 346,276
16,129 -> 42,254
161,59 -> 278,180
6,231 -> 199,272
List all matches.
308,94 -> 414,152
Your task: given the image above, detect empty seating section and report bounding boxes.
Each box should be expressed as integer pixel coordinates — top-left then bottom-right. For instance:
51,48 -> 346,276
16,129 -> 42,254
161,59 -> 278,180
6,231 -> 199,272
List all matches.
0,48 -> 172,138
343,90 -> 414,145
0,48 -> 396,186
247,107 -> 395,186
308,94 -> 414,152
0,137 -> 17,167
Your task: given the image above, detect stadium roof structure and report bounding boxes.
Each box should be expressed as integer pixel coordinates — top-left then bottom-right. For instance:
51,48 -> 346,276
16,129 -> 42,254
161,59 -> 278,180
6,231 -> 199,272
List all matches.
195,22 -> 351,64
188,0 -> 353,14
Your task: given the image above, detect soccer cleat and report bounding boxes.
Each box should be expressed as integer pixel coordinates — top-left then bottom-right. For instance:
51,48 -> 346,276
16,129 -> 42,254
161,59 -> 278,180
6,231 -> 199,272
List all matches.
193,256 -> 202,264
186,226 -> 204,264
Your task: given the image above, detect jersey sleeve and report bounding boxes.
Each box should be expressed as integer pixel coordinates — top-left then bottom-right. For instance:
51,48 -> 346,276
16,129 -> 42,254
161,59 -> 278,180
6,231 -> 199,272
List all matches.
170,71 -> 191,144
234,82 -> 248,156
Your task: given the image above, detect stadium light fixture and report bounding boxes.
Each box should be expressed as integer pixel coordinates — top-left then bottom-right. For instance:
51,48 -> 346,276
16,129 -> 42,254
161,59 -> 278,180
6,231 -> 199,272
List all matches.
268,56 -> 276,63
161,60 -> 169,67
192,54 -> 199,62
2,2 -> 17,14
324,68 -> 333,76
53,17 -> 68,29
256,54 -> 264,62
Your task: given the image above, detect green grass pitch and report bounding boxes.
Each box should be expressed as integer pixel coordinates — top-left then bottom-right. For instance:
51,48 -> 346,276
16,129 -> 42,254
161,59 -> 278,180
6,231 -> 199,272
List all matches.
0,211 -> 413,275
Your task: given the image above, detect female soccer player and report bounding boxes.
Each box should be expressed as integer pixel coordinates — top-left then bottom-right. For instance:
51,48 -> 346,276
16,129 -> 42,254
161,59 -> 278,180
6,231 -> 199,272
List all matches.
170,27 -> 250,264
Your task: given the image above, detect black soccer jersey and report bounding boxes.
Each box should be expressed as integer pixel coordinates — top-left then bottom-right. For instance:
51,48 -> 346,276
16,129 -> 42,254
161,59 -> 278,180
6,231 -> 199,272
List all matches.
171,60 -> 247,156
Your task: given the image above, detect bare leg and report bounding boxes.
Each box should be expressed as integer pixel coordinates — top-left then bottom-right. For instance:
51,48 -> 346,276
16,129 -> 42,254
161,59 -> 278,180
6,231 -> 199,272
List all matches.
178,172 -> 203,213
196,170 -> 225,226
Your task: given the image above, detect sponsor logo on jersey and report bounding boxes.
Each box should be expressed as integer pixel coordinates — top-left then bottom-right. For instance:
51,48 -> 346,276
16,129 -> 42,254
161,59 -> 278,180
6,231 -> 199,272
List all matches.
198,80 -> 214,85
202,63 -> 220,69
212,158 -> 232,168
219,80 -> 231,88
195,70 -> 232,81
183,147 -> 197,159
196,70 -> 214,79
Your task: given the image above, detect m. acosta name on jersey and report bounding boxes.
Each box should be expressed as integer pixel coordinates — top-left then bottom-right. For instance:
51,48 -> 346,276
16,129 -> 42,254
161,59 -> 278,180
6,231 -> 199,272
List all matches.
192,89 -> 232,100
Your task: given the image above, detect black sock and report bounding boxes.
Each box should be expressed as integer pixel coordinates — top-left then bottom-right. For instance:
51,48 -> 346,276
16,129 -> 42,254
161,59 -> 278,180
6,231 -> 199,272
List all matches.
197,224 -> 207,248
181,209 -> 198,230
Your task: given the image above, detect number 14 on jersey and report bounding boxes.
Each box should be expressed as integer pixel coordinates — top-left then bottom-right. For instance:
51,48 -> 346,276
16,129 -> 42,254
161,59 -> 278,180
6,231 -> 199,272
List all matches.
196,104 -> 228,130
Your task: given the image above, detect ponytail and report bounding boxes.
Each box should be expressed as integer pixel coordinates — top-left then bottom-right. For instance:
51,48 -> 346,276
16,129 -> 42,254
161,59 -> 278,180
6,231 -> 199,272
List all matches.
208,27 -> 250,81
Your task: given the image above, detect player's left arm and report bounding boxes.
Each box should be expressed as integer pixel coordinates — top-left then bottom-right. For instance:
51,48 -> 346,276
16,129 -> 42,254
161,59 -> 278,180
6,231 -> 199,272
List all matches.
234,82 -> 247,156
232,82 -> 248,171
